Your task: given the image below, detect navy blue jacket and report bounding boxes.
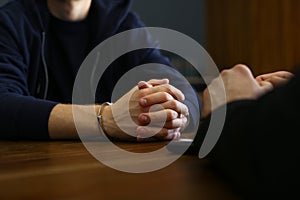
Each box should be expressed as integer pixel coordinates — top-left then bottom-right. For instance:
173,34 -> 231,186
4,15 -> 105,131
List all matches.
0,0 -> 200,140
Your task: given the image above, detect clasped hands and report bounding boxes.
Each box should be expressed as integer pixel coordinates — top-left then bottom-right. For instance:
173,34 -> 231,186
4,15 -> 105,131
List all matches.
100,79 -> 189,142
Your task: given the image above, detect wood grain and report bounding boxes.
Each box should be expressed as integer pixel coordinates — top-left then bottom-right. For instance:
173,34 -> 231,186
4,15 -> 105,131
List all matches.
0,141 -> 240,200
206,0 -> 300,75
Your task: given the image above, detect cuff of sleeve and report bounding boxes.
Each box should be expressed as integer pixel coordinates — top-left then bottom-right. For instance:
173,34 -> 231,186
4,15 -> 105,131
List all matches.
17,97 -> 58,140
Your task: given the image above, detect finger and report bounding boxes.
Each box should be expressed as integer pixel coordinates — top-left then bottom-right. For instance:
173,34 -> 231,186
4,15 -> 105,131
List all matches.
136,126 -> 181,141
259,80 -> 274,93
139,115 -> 188,130
256,73 -> 273,82
138,79 -> 169,90
139,114 -> 187,129
140,86 -> 185,107
266,76 -> 291,87
148,79 -> 169,86
256,71 -> 294,82
163,117 -> 188,129
200,89 -> 211,119
139,92 -> 173,107
139,84 -> 185,102
138,81 -> 153,90
161,130 -> 181,140
256,76 -> 264,82
138,109 -> 179,125
269,71 -> 294,79
172,131 -> 181,140
141,100 -> 189,117
160,100 -> 189,116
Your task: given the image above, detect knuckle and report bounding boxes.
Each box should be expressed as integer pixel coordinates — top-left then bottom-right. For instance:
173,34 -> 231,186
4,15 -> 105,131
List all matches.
167,110 -> 178,119
138,90 -> 147,98
149,113 -> 157,121
168,120 -> 176,128
203,89 -> 209,97
220,70 -> 229,76
160,130 -> 168,137
169,100 -> 178,110
234,64 -> 251,74
221,67 -> 233,74
181,118 -> 187,127
162,92 -> 173,101
234,64 -> 248,70
141,107 -> 149,113
162,84 -> 172,93
184,104 -> 189,112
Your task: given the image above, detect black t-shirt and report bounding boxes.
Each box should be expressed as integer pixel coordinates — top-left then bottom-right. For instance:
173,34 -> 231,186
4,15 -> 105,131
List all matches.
47,15 -> 90,103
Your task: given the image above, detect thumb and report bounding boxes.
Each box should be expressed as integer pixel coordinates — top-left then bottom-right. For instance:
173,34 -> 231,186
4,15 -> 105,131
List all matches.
138,81 -> 153,89
259,80 -> 274,94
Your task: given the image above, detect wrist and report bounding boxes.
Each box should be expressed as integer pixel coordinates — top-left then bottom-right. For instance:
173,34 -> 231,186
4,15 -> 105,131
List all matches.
100,104 -> 112,135
98,103 -> 120,137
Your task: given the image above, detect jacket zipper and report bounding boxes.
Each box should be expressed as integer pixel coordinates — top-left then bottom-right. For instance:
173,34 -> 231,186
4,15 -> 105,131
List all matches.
41,32 -> 49,99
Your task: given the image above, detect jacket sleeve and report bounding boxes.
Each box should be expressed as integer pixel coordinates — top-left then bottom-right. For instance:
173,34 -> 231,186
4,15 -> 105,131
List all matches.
192,74 -> 300,198
0,10 -> 57,140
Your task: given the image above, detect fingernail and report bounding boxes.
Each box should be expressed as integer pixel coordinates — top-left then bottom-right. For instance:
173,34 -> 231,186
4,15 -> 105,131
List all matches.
137,127 -> 146,134
137,135 -> 146,139
138,81 -> 146,89
163,78 -> 169,83
140,98 -> 147,106
140,115 -> 148,122
175,132 -> 181,139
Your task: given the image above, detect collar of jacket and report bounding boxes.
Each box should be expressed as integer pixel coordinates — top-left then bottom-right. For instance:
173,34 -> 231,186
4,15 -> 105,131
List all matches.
23,0 -> 133,37
17,0 -> 132,98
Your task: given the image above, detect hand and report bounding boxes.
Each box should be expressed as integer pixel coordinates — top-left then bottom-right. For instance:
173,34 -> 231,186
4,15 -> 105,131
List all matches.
256,71 -> 294,87
136,79 -> 189,142
100,79 -> 188,141
201,64 -> 273,118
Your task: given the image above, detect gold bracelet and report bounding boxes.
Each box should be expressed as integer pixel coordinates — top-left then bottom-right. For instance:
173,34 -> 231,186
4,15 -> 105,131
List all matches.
97,102 -> 112,135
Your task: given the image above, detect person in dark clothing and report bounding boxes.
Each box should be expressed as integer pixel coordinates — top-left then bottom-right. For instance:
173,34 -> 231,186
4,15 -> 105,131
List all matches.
0,0 -> 198,141
190,64 -> 299,199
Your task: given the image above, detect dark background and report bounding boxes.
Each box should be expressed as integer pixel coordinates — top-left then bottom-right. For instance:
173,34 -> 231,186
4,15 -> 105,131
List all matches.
131,0 -> 205,45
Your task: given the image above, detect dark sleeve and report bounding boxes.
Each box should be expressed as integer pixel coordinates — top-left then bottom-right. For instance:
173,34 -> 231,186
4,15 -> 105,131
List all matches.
0,11 -> 57,140
191,74 -> 300,199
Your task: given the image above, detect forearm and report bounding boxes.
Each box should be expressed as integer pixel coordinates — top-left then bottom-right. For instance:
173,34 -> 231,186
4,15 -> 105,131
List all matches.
48,104 -> 101,139
48,103 -> 124,140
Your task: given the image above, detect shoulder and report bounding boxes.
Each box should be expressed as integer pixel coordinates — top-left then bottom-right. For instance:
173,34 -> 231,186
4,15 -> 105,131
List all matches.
0,0 -> 46,25
0,0 -> 26,19
0,1 -> 26,43
0,0 -> 46,39
0,0 -> 32,33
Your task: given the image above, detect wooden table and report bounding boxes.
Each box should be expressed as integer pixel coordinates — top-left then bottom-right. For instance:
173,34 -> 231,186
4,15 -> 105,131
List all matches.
0,140 -> 240,200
